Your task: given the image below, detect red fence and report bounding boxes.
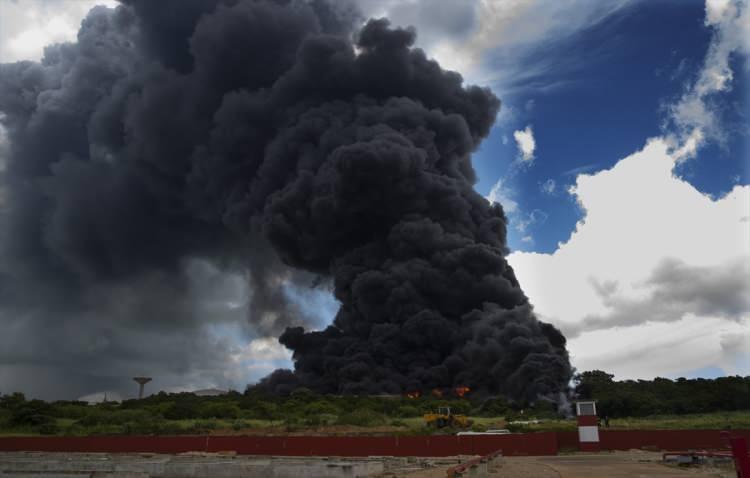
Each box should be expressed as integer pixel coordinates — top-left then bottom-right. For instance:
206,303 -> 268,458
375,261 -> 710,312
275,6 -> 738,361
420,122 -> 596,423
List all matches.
1,430 -> 748,457
0,436 -> 208,454
556,431 -> 580,450
557,429 -> 750,452
207,434 -> 556,456
0,433 -> 557,457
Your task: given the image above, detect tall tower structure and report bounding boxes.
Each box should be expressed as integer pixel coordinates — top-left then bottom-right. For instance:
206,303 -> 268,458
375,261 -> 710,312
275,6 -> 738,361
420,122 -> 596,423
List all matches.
132,377 -> 152,399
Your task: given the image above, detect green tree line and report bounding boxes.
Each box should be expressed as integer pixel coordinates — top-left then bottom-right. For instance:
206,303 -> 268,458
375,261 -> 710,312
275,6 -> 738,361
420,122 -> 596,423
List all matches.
0,387 -> 537,436
574,371 -> 750,417
2,371 -> 747,435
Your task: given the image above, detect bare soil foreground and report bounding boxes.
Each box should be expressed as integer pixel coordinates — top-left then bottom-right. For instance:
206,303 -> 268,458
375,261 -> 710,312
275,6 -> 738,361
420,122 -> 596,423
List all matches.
0,451 -> 737,477
402,451 -> 735,478
500,452 -> 735,478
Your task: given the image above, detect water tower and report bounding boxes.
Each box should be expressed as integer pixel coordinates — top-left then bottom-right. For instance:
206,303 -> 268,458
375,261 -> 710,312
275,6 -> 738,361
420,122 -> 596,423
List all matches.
132,377 -> 152,399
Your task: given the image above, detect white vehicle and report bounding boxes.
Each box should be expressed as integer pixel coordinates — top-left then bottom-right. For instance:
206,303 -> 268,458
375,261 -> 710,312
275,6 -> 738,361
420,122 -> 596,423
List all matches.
508,419 -> 542,425
456,428 -> 511,436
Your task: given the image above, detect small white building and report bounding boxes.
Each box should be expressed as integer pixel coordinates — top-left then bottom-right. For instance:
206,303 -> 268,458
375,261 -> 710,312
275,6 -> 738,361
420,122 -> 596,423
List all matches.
77,391 -> 122,405
191,388 -> 228,397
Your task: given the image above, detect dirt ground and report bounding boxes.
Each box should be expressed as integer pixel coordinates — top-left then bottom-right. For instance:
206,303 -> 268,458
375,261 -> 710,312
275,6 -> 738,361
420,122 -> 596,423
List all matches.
505,452 -> 735,478
401,451 -> 736,478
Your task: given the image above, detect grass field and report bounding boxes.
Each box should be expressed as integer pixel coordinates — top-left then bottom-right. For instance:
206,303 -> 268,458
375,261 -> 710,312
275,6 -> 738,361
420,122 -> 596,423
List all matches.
1,410 -> 748,437
603,411 -> 750,430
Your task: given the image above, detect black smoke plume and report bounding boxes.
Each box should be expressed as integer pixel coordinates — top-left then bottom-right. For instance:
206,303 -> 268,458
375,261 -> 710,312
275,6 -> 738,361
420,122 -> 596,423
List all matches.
0,0 -> 571,401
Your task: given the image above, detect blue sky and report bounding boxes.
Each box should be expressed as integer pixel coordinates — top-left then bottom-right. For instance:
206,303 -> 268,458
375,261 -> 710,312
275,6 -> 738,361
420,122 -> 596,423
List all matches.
470,0 -> 747,253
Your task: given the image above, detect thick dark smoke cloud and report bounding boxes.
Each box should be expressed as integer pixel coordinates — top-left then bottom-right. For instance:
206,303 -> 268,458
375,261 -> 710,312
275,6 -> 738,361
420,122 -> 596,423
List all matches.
0,0 -> 571,401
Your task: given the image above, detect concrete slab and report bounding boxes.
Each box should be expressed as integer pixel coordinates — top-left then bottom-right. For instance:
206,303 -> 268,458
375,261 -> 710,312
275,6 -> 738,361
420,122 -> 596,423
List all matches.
0,452 -> 443,478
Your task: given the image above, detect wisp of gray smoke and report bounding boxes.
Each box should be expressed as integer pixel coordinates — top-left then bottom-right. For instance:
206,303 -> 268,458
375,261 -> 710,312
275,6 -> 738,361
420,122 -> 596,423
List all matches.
0,0 -> 571,401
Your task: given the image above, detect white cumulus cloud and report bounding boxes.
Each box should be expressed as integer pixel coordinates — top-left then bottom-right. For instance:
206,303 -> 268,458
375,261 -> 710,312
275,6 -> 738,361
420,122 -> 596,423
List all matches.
507,0 -> 750,380
513,125 -> 536,162
509,138 -> 750,379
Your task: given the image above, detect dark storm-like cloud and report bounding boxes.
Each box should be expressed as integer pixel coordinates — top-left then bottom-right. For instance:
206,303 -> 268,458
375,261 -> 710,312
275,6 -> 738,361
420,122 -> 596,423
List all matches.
568,258 -> 750,338
0,0 -> 571,401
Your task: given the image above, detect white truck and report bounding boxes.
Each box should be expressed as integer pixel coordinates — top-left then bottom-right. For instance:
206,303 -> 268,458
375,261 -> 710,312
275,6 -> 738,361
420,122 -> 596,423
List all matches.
456,428 -> 511,436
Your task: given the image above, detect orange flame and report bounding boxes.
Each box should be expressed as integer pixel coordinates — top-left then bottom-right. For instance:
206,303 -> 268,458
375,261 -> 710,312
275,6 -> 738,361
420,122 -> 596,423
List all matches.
406,391 -> 421,399
454,386 -> 470,397
431,388 -> 444,398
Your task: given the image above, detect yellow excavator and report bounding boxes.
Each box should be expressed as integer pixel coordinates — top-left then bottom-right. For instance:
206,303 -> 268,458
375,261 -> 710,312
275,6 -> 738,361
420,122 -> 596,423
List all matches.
424,407 -> 472,428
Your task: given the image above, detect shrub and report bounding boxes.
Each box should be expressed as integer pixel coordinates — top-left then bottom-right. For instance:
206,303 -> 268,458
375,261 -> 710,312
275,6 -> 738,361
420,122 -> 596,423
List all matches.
190,419 -> 219,432
50,403 -> 89,419
506,422 -> 530,433
231,420 -> 246,431
305,400 -> 338,416
86,424 -> 125,436
200,403 -> 240,419
0,393 -> 27,411
289,388 -> 316,401
283,415 -> 301,428
14,413 -> 55,428
75,409 -> 154,427
336,409 -> 386,427
119,399 -> 148,410
303,415 -> 323,426
164,402 -> 200,420
476,397 -> 509,417
75,413 -> 103,427
396,405 -> 421,418
470,422 -> 488,432
0,409 -> 11,427
122,418 -> 179,435
38,422 -> 59,435
9,400 -> 54,427
249,402 -> 279,421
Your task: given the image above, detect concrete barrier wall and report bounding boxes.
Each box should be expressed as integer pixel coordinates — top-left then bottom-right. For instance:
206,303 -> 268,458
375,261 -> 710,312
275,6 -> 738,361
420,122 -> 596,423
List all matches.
1,430 -> 747,456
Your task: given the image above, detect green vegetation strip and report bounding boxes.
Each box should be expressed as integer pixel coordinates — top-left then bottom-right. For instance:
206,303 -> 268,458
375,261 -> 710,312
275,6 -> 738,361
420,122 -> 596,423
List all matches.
1,372 -> 747,437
